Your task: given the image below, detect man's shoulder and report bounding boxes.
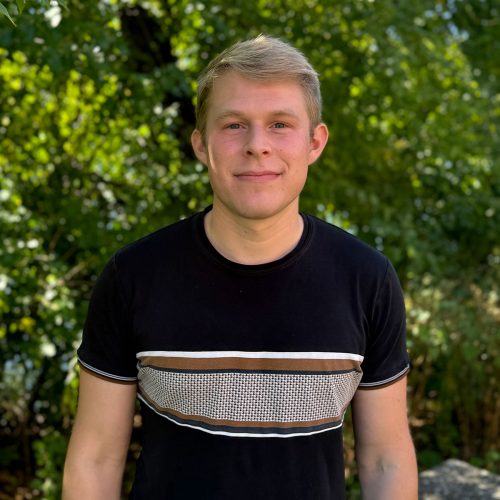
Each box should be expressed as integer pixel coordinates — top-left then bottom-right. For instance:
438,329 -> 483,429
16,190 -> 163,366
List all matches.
114,212 -> 198,267
307,213 -> 387,269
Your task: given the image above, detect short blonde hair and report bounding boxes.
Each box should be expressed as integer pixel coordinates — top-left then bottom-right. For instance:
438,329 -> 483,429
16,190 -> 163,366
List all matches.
195,35 -> 322,137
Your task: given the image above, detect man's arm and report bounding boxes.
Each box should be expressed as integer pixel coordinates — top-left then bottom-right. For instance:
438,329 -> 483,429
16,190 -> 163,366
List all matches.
63,369 -> 136,500
351,376 -> 418,500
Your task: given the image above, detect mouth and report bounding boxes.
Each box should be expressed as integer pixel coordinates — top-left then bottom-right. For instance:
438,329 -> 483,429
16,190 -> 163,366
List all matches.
235,171 -> 281,182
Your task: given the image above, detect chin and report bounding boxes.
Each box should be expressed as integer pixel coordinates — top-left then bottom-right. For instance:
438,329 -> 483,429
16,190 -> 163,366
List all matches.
234,202 -> 296,221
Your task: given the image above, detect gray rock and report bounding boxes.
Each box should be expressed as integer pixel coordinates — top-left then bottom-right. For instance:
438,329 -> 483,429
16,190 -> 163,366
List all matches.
419,459 -> 500,499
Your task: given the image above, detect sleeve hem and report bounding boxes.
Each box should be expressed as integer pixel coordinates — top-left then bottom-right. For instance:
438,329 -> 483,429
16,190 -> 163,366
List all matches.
78,359 -> 137,384
357,364 -> 409,390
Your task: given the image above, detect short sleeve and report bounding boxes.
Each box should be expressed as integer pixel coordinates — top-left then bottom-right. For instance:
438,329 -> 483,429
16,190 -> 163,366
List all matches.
358,258 -> 410,389
77,255 -> 137,383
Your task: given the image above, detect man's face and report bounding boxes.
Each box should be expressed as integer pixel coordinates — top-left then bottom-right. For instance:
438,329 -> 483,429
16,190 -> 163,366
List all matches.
192,71 -> 328,221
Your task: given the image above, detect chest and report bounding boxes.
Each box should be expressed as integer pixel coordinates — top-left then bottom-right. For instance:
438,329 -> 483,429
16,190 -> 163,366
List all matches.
130,261 -> 371,355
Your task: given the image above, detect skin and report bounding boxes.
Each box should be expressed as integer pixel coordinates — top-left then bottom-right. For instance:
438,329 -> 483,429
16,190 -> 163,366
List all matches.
63,70 -> 417,499
191,71 -> 328,264
62,370 -> 136,500
352,378 -> 418,499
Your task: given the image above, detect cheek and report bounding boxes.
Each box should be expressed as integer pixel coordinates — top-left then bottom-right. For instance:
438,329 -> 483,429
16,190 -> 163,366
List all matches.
286,144 -> 312,168
279,135 -> 310,154
207,137 -> 241,164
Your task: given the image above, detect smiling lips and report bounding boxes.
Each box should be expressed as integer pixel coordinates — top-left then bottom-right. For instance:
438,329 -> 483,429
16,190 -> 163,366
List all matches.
235,171 -> 281,182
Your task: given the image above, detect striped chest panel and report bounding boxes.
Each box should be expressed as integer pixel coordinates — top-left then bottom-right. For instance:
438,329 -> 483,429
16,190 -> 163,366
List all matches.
136,351 -> 363,438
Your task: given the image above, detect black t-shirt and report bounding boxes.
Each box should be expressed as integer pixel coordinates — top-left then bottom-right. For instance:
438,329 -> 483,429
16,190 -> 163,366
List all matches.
78,210 -> 409,499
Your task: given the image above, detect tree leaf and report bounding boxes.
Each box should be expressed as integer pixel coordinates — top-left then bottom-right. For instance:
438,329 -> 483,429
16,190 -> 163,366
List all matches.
16,0 -> 25,15
0,2 -> 16,26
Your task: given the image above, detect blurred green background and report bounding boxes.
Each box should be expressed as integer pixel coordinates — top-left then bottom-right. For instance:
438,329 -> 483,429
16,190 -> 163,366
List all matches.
0,0 -> 498,498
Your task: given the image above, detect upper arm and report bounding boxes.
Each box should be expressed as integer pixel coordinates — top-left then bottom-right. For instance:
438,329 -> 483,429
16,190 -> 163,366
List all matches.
351,377 -> 417,499
66,368 -> 136,463
352,377 -> 413,460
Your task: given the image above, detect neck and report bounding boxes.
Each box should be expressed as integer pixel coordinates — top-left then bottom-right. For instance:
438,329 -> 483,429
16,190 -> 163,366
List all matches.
204,204 -> 304,265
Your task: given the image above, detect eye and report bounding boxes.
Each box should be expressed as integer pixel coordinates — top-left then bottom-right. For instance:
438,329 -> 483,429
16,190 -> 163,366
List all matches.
227,123 -> 241,129
273,122 -> 286,129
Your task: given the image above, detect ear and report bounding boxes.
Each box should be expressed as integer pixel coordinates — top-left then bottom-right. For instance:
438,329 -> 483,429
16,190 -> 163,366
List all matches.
191,129 -> 208,165
308,123 -> 329,165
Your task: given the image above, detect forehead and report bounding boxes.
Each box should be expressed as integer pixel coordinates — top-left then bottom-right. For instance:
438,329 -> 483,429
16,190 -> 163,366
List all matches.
207,71 -> 309,119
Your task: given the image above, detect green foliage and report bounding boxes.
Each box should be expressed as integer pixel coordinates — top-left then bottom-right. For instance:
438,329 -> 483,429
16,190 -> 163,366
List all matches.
0,0 -> 498,496
0,1 -> 68,26
32,430 -> 68,498
0,3 -> 17,26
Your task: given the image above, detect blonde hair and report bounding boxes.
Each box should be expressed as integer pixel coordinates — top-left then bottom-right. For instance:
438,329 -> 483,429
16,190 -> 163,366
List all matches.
195,35 -> 322,137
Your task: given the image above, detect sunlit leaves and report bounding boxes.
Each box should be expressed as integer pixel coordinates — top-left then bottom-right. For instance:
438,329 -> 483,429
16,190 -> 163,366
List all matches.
0,0 -> 69,26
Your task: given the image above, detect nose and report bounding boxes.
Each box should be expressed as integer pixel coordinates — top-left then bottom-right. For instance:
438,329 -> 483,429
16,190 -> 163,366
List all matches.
244,126 -> 271,157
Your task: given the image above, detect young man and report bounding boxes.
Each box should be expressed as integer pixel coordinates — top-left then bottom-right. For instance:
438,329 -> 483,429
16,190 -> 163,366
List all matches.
63,35 -> 417,499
